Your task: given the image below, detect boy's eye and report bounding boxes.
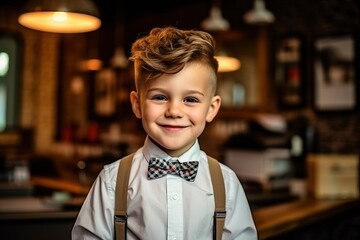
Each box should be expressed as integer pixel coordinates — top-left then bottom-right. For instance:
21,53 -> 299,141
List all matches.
151,95 -> 167,101
184,96 -> 199,103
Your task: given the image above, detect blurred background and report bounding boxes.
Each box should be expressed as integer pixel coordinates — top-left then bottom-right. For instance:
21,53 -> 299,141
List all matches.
0,0 -> 359,239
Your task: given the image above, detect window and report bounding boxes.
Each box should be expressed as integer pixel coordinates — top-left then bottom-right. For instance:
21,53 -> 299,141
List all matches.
0,34 -> 22,131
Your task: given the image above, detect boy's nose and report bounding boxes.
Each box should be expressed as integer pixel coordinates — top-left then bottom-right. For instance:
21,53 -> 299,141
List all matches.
165,101 -> 184,118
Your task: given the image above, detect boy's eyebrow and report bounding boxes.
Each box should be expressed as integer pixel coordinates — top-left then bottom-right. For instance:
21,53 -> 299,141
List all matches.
147,88 -> 205,96
185,90 -> 205,96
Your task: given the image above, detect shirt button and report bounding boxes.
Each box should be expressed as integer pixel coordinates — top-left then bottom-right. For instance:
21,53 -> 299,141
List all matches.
172,193 -> 179,200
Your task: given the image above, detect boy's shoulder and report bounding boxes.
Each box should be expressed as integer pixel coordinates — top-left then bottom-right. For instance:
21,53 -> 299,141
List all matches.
104,158 -> 121,171
103,152 -> 139,176
210,157 -> 239,183
200,153 -> 238,183
104,152 -> 138,170
101,158 -> 121,184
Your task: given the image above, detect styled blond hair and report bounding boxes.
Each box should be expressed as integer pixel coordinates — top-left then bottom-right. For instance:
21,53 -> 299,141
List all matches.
130,26 -> 218,94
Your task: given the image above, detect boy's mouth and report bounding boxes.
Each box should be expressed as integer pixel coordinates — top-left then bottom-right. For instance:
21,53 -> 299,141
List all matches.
159,124 -> 187,131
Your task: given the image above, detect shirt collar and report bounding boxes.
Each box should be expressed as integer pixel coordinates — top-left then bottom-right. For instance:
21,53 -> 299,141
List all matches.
142,136 -> 201,163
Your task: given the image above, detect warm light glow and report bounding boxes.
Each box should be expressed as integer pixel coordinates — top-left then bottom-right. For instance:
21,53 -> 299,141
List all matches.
215,56 -> 241,72
18,12 -> 101,33
78,59 -> 103,71
71,76 -> 85,94
52,12 -> 68,23
0,52 -> 9,76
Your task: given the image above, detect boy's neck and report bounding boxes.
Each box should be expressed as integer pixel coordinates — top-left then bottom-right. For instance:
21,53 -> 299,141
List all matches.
148,136 -> 196,158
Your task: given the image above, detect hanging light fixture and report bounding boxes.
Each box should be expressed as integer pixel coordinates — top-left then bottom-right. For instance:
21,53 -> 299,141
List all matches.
111,47 -> 128,69
244,0 -> 274,25
201,1 -> 240,72
201,5 -> 230,31
18,0 -> 101,33
111,18 -> 128,69
215,55 -> 241,73
78,31 -> 103,71
214,42 -> 241,73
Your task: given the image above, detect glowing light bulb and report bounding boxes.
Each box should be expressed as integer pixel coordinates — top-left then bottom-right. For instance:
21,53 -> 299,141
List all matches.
52,12 -> 68,23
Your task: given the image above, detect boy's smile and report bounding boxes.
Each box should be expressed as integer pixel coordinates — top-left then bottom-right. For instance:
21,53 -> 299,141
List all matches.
130,62 -> 221,157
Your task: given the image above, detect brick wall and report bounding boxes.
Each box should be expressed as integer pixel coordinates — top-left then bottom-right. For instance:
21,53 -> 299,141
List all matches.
0,7 -> 59,153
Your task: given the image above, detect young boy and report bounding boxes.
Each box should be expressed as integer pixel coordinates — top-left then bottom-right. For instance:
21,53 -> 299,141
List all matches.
72,26 -> 257,239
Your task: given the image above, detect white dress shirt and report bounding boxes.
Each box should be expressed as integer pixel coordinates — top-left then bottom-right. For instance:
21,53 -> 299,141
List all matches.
72,137 -> 257,240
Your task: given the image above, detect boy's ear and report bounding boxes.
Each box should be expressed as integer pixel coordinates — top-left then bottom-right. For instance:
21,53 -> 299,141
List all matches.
206,95 -> 221,122
130,91 -> 142,119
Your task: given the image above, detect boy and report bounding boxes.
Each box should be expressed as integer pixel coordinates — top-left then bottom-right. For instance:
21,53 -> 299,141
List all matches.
72,26 -> 257,239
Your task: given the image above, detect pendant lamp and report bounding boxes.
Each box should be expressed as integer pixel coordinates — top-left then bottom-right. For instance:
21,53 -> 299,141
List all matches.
215,55 -> 241,73
201,1 -> 240,72
244,0 -> 274,25
18,0 -> 101,33
201,6 -> 230,31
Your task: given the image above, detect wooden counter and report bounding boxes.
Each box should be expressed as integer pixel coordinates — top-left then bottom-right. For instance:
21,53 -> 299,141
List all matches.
1,177 -> 359,240
31,176 -> 90,195
253,198 -> 360,239
0,197 -> 79,240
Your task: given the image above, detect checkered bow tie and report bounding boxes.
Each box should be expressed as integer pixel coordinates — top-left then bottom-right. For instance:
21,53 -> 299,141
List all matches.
147,157 -> 199,182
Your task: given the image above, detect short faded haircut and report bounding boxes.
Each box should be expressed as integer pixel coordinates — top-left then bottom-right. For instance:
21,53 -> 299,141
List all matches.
130,26 -> 219,94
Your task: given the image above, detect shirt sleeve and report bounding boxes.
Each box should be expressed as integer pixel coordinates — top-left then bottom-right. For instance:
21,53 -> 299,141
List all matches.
71,163 -> 117,240
221,164 -> 258,240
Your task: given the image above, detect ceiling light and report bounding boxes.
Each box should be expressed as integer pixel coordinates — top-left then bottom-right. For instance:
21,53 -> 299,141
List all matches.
201,1 -> 241,72
201,6 -> 230,31
111,47 -> 128,69
18,0 -> 101,33
78,59 -> 103,71
244,0 -> 274,25
215,55 -> 241,73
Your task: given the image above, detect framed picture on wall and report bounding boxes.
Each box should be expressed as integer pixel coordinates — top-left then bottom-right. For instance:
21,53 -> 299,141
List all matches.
274,34 -> 306,109
313,34 -> 358,112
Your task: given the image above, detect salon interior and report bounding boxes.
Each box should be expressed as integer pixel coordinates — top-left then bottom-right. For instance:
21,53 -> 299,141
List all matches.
0,0 -> 359,239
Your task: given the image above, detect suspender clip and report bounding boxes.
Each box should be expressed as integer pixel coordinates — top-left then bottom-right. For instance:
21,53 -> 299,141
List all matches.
215,211 -> 226,218
115,214 -> 128,223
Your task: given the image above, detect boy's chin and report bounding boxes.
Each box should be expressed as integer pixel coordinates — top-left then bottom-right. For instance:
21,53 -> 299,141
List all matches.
148,137 -> 196,157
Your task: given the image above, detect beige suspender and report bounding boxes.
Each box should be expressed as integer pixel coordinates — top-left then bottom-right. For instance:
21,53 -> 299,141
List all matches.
114,153 -> 134,240
207,155 -> 226,240
114,154 -> 226,240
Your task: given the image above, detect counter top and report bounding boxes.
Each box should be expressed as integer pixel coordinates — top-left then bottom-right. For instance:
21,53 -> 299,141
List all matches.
1,177 -> 359,239
0,196 -> 82,220
253,197 -> 360,239
31,176 -> 90,195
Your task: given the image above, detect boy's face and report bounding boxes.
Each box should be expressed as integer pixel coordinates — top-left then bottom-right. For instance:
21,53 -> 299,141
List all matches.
130,62 -> 221,157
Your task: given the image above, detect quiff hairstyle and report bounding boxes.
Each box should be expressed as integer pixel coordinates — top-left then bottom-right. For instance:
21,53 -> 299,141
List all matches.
130,26 -> 219,94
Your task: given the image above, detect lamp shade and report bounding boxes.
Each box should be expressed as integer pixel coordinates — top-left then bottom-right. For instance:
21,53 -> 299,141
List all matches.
18,0 -> 101,33
244,0 -> 274,25
201,6 -> 230,31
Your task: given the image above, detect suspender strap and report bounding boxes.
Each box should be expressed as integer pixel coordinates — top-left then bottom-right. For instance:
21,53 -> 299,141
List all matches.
114,154 -> 226,240
115,153 -> 134,240
208,156 -> 226,240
